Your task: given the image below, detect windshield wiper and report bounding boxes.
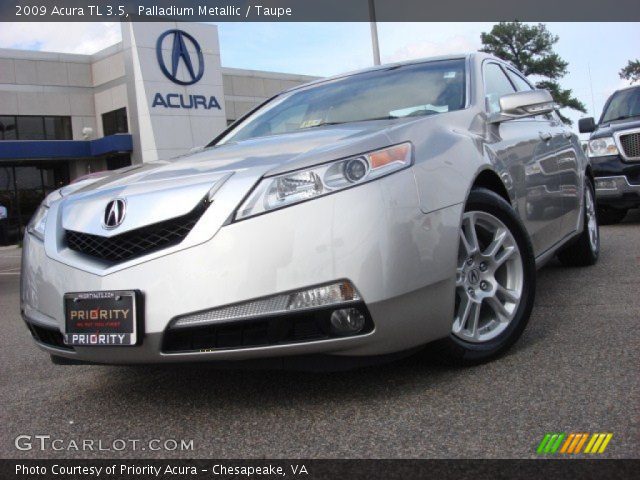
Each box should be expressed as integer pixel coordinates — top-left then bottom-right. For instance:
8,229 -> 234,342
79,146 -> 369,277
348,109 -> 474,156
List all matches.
301,121 -> 349,129
302,113 -> 428,129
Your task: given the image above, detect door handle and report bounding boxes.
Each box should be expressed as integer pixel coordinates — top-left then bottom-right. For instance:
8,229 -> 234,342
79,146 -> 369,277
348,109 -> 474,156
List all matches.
539,131 -> 552,141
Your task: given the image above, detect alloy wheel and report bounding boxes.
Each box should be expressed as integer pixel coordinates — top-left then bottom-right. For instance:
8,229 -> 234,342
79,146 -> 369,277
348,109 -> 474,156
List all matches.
585,186 -> 599,253
453,211 -> 524,343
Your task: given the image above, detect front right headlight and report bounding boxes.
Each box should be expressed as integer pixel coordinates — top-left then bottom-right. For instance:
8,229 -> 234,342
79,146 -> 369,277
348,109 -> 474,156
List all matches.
27,204 -> 49,241
235,142 -> 413,221
588,137 -> 619,158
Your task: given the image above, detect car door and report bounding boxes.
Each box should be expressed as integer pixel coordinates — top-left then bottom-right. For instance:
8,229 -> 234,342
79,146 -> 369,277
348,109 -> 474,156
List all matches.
505,68 -> 582,239
553,112 -> 582,236
483,61 -> 565,256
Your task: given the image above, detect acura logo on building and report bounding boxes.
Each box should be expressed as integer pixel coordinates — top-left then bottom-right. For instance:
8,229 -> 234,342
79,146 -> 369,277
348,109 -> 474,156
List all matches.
103,199 -> 126,229
156,29 -> 204,85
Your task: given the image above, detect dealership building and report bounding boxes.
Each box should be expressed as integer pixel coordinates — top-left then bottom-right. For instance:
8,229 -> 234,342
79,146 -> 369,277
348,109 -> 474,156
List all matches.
0,22 -> 316,241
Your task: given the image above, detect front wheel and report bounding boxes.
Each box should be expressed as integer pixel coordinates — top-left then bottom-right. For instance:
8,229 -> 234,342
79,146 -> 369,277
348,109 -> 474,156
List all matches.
436,188 -> 536,365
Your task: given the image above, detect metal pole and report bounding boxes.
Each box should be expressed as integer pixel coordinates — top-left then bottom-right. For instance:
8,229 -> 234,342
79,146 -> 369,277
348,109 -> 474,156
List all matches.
369,0 -> 381,65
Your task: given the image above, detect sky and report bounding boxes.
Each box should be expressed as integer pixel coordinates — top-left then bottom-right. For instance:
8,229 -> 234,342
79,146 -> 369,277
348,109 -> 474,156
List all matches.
0,21 -> 638,134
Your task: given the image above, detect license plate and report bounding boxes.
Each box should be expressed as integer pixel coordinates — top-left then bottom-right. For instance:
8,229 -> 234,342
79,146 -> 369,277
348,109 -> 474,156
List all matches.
64,291 -> 138,346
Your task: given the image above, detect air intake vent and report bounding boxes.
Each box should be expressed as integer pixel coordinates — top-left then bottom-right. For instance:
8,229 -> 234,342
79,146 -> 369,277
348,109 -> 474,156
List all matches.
65,199 -> 209,263
28,323 -> 73,351
162,304 -> 373,353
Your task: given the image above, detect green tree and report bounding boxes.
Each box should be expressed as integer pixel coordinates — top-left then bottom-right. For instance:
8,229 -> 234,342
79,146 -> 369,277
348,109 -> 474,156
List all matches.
480,22 -> 586,124
619,59 -> 640,84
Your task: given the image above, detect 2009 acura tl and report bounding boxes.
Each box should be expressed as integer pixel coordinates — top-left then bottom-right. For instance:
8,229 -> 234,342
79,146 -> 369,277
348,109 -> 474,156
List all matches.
21,53 -> 599,367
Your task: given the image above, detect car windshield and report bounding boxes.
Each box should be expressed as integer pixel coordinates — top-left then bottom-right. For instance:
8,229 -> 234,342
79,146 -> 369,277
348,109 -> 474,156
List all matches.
600,86 -> 640,123
217,59 -> 466,144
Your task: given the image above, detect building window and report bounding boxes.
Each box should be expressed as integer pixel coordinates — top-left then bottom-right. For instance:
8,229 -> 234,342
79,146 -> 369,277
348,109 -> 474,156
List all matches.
44,117 -> 72,140
0,116 -> 17,140
102,108 -> 128,136
0,115 -> 71,140
106,154 -> 131,171
16,117 -> 45,140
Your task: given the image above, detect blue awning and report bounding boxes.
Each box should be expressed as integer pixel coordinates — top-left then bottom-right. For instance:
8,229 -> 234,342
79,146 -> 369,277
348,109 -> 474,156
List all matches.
0,134 -> 132,160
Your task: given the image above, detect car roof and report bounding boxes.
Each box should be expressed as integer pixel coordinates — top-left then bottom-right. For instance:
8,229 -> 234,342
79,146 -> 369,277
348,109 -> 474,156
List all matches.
610,84 -> 640,94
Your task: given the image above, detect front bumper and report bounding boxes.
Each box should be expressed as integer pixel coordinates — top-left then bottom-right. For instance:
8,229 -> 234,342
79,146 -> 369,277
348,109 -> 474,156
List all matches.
591,154 -> 640,209
594,175 -> 640,209
21,169 -> 463,364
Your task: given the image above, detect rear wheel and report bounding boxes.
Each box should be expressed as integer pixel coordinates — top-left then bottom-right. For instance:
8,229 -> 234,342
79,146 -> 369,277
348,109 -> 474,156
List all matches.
597,206 -> 627,225
436,188 -> 536,364
557,178 -> 600,267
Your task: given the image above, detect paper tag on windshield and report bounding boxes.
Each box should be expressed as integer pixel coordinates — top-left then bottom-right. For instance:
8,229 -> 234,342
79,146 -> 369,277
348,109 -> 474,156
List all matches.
444,71 -> 456,79
300,119 -> 323,128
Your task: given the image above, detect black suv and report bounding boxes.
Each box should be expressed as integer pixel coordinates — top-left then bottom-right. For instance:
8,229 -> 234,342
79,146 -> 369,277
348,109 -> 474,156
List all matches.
579,85 -> 640,224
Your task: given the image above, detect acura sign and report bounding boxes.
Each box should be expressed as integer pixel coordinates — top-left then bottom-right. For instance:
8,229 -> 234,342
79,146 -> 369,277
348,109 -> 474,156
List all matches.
152,29 -> 221,110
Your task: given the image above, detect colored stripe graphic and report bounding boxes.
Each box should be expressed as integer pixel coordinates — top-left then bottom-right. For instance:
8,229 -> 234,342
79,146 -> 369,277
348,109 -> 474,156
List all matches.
585,433 -> 613,454
560,433 -> 575,453
537,433 -> 565,454
574,433 -> 589,453
538,433 -> 612,454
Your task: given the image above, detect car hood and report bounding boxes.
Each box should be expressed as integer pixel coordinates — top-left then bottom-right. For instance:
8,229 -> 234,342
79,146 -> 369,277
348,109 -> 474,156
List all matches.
58,120 -> 405,237
591,118 -> 640,139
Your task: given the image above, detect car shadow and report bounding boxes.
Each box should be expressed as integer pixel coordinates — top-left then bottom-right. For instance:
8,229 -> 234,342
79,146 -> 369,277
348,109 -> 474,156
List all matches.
620,207 -> 640,224
99,350 -> 464,406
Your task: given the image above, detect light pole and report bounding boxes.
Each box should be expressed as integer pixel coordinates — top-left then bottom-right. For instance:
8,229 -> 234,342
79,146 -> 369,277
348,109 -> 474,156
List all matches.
369,0 -> 381,65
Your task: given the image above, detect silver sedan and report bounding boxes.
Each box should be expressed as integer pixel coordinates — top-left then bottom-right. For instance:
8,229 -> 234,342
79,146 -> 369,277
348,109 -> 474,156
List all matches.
21,53 -> 599,367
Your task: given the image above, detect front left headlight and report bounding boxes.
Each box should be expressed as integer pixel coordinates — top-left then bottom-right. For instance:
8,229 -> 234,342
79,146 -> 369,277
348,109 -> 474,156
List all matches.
27,204 -> 49,241
235,142 -> 413,220
588,137 -> 619,158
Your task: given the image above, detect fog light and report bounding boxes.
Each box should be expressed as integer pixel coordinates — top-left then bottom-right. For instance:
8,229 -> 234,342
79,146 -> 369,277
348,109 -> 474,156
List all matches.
330,308 -> 365,336
595,178 -> 617,190
172,280 -> 361,328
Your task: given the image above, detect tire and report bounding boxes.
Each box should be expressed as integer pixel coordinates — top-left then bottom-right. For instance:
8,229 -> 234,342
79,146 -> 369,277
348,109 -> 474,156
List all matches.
597,206 -> 627,225
435,188 -> 536,365
557,178 -> 600,267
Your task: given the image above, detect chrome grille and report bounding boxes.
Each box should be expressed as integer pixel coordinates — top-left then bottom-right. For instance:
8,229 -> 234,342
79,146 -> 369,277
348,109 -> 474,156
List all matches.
65,199 -> 209,263
619,132 -> 640,160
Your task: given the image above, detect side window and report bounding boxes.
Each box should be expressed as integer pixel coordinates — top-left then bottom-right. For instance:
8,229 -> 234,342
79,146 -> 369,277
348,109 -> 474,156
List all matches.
483,63 -> 516,113
506,70 -> 533,92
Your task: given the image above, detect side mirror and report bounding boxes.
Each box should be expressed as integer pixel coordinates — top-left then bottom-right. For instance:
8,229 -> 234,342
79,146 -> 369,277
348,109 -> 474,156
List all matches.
578,117 -> 596,133
489,90 -> 557,123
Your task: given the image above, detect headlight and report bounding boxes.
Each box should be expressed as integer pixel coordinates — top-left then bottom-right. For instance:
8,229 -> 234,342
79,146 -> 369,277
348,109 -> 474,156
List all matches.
27,204 -> 49,241
235,143 -> 413,220
588,137 -> 619,157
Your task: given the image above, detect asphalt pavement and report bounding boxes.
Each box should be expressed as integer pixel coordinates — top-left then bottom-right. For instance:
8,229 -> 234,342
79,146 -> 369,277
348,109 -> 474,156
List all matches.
1,212 -> 639,459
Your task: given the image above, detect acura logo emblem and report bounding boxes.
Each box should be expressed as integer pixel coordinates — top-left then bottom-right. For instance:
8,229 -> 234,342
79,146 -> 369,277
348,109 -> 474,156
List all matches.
103,199 -> 126,229
156,29 -> 204,86
468,269 -> 480,285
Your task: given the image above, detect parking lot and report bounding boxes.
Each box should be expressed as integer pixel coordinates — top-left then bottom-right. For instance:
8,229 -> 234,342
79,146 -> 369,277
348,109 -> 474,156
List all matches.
1,212 -> 639,459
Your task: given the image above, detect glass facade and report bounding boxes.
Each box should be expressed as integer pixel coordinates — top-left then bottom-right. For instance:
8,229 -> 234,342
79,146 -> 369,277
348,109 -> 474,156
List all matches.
0,115 -> 72,141
0,163 -> 70,244
0,115 -> 73,242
